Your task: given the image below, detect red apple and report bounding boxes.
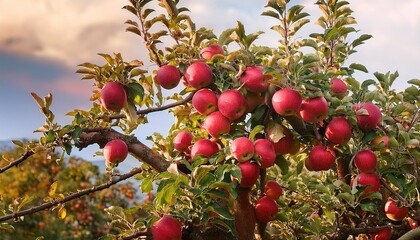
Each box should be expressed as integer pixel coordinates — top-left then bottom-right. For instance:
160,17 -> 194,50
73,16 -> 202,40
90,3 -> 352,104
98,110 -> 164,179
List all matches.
152,215 -> 182,240
103,139 -> 129,164
239,66 -> 269,93
192,88 -> 218,115
325,117 -> 352,145
353,172 -> 381,197
238,161 -> 260,188
409,218 -> 419,229
100,82 -> 127,112
254,139 -> 276,168
183,62 -> 213,89
354,102 -> 382,131
264,180 -> 283,200
272,88 -> 302,116
218,90 -> 247,121
201,111 -> 231,138
230,137 -> 255,162
173,131 -> 193,152
372,134 -> 390,149
330,77 -> 347,99
354,149 -> 377,173
255,196 -> 278,222
200,44 -> 224,60
307,145 -> 336,171
269,126 -> 294,155
384,198 -> 409,221
371,228 -> 391,240
245,92 -> 264,113
155,65 -> 181,89
190,139 -> 219,160
299,96 -> 329,123
38,221 -> 46,231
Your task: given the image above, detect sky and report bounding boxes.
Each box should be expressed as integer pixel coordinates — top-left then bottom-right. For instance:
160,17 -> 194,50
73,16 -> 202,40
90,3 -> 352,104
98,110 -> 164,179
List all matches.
0,0 -> 419,163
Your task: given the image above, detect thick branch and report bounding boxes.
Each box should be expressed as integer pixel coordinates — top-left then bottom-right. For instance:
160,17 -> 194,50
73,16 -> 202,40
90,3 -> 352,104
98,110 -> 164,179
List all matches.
399,226 -> 420,240
0,150 -> 34,174
0,167 -> 143,222
78,128 -> 170,173
102,92 -> 194,120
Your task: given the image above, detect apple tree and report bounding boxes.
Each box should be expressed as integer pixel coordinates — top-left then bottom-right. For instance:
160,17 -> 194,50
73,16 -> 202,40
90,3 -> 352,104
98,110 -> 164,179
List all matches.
0,0 -> 419,239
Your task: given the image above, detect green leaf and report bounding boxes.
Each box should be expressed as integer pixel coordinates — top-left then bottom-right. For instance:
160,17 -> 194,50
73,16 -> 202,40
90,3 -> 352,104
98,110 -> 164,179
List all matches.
125,83 -> 144,106
141,176 -> 153,192
349,63 -> 368,73
361,79 -> 376,90
218,28 -> 235,46
206,202 -> 233,220
0,223 -> 15,231
31,92 -> 44,107
261,10 -> 279,19
359,200 -> 378,213
249,125 -> 264,141
361,131 -> 377,145
408,79 -> 420,87
337,192 -> 354,204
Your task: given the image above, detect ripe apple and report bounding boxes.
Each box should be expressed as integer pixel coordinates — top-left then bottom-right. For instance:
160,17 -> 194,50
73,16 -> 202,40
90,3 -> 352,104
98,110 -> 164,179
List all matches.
269,126 -> 294,155
152,215 -> 182,240
245,92 -> 264,113
370,228 -> 391,240
103,139 -> 129,164
201,111 -> 231,138
353,172 -> 381,197
155,65 -> 181,89
271,88 -> 302,116
239,66 -> 269,93
354,149 -> 377,173
173,131 -> 193,152
230,137 -> 255,162
354,102 -> 382,131
183,62 -> 213,89
372,134 -> 390,149
307,145 -> 336,171
254,139 -> 276,168
264,180 -> 283,200
299,96 -> 329,123
192,88 -> 218,115
190,139 -> 219,160
330,77 -> 347,99
100,82 -> 127,112
384,198 -> 409,221
409,218 -> 419,229
200,44 -> 224,60
325,117 -> 352,145
218,90 -> 247,121
255,196 -> 279,222
238,161 -> 260,188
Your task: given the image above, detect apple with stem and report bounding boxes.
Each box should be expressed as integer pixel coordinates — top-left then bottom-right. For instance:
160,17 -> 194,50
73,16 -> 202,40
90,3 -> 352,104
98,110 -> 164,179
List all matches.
384,198 -> 409,221
272,88 -> 302,116
255,196 -> 278,222
218,90 -> 247,121
354,102 -> 382,131
200,44 -> 224,60
192,88 -> 218,115
230,137 -> 255,162
264,180 -> 283,200
183,62 -> 213,89
173,131 -> 193,153
306,145 -> 336,171
325,117 -> 352,145
254,139 -> 276,168
152,215 -> 182,240
238,161 -> 260,188
239,66 -> 269,93
299,96 -> 329,123
330,77 -> 347,99
155,65 -> 181,90
201,111 -> 231,138
103,139 -> 129,164
354,149 -> 377,173
100,82 -> 127,112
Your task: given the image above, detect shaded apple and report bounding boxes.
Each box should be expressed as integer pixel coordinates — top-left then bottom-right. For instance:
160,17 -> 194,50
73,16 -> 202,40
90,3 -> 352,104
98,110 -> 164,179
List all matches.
354,102 -> 382,131
299,96 -> 329,123
238,161 -> 260,188
325,117 -> 352,145
201,111 -> 231,138
409,218 -> 419,229
245,92 -> 264,113
269,126 -> 294,155
272,88 -> 302,116
370,228 -> 391,240
173,131 -> 193,152
192,88 -> 218,115
230,137 -> 255,162
255,196 -> 278,222
218,90 -> 247,121
104,139 -> 129,164
183,62 -> 213,89
155,65 -> 181,89
307,145 -> 336,171
200,44 -> 224,60
254,139 -> 276,168
100,82 -> 127,112
152,215 -> 182,240
239,66 -> 269,93
264,180 -> 283,200
330,77 -> 347,99
190,139 -> 219,161
384,198 -> 409,221
354,149 -> 377,173
352,172 -> 381,197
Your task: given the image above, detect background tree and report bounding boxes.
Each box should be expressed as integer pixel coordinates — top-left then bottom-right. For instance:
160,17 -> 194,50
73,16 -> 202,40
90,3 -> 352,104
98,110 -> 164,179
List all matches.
0,0 -> 419,239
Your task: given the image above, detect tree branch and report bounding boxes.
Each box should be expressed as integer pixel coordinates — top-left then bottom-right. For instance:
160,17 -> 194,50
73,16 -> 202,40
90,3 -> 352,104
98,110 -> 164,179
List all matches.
0,167 -> 143,222
380,178 -> 408,205
0,150 -> 34,174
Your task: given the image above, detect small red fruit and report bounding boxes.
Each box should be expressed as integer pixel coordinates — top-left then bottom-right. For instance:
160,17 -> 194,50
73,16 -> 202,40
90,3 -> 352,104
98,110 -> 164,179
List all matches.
255,196 -> 278,222
354,102 -> 382,131
190,139 -> 219,160
272,88 -> 302,116
270,126 -> 294,155
307,145 -> 336,171
330,77 -> 347,99
371,228 -> 391,240
230,137 -> 255,162
239,66 -> 269,93
218,90 -> 247,121
152,215 -> 182,240
238,161 -> 260,188
100,82 -> 127,112
264,180 -> 283,200
325,117 -> 352,145
192,88 -> 218,115
299,96 -> 329,123
353,172 -> 381,197
155,65 -> 181,89
173,131 -> 193,152
254,139 -> 276,168
200,44 -> 224,60
184,62 -> 213,89
354,149 -> 377,173
104,139 -> 129,164
201,111 -> 231,138
384,198 -> 409,221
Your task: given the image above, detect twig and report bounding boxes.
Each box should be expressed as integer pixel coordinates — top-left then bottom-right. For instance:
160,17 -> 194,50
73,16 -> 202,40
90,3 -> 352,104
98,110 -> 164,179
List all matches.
0,150 -> 34,174
120,229 -> 152,240
380,178 -> 408,205
0,167 -> 143,222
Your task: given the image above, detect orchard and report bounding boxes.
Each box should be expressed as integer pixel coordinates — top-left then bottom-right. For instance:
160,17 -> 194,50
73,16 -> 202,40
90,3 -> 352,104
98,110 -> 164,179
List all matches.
0,0 -> 419,239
